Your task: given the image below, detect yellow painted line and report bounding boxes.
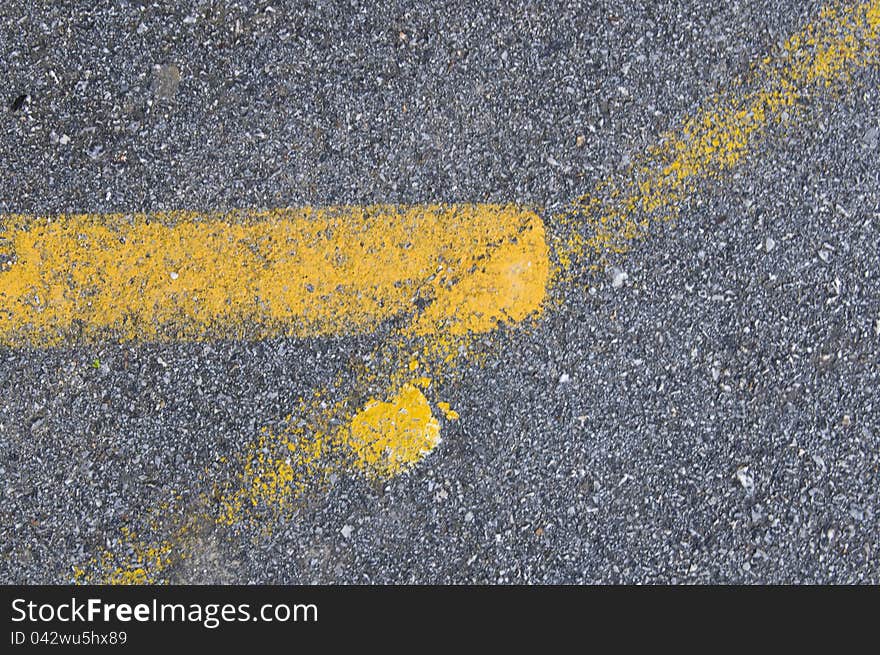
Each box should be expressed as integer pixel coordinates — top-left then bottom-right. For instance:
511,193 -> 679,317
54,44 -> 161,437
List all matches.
557,0 -> 880,270
60,0 -> 880,583
0,204 -> 548,347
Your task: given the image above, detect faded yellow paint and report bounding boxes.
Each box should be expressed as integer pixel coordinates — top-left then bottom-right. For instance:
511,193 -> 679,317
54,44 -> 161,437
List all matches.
217,381 -> 442,530
73,528 -> 176,585
216,419 -> 336,528
557,0 -> 880,270
0,204 -> 548,347
73,369 -> 449,581
217,438 -> 331,529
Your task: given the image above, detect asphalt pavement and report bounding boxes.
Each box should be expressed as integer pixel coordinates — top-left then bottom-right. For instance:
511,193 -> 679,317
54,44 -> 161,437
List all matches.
1,0 -> 878,583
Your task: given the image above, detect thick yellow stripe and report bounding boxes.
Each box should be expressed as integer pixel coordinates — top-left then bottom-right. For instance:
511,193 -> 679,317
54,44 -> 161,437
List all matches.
0,204 -> 548,347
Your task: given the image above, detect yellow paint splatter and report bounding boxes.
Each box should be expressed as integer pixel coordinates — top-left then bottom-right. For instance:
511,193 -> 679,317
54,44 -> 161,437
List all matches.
216,426 -> 334,527
347,384 -> 441,478
54,206 -> 550,581
412,376 -> 432,389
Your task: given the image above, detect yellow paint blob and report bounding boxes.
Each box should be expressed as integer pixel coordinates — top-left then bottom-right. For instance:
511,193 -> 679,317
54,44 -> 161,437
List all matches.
347,384 -> 441,478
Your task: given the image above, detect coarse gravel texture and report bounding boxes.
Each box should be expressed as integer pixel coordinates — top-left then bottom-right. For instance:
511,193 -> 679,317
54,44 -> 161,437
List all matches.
2,0 -> 878,583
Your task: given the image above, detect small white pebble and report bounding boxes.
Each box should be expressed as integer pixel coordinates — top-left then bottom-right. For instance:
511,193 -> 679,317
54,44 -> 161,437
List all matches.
610,267 -> 628,289
169,271 -> 179,280
736,466 -> 755,496
558,373 -> 571,384
341,525 -> 353,539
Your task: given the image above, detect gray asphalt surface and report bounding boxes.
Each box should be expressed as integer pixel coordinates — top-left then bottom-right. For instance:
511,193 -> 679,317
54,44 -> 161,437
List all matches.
2,0 -> 879,583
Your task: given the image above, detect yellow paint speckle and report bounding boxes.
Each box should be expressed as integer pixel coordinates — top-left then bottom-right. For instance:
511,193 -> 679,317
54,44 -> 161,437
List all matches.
438,402 -> 460,420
